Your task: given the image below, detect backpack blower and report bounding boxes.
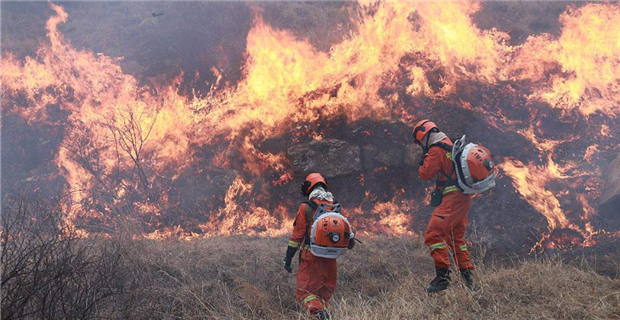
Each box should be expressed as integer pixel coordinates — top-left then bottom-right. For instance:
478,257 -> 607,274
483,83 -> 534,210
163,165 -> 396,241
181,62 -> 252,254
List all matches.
451,135 -> 496,194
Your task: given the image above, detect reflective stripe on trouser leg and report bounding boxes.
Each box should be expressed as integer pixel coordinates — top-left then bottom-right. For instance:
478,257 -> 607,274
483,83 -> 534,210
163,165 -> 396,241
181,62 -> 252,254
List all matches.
302,294 -> 324,313
427,241 -> 450,267
425,222 -> 451,268
428,242 -> 447,251
296,255 -> 337,312
303,294 -> 319,305
453,244 -> 473,270
451,213 -> 474,270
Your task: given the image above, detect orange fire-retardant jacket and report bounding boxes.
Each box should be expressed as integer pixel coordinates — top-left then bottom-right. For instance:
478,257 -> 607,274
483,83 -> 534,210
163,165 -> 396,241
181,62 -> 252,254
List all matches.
288,199 -> 335,260
418,138 -> 464,195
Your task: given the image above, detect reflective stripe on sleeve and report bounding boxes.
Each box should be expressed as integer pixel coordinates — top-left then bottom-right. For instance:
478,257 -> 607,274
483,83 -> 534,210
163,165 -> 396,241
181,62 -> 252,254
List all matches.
288,240 -> 300,248
459,244 -> 468,252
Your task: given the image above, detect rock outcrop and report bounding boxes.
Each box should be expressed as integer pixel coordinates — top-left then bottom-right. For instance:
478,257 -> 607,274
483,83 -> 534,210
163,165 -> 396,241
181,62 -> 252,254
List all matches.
287,139 -> 361,178
404,144 -> 424,167
600,153 -> 620,208
598,153 -> 620,229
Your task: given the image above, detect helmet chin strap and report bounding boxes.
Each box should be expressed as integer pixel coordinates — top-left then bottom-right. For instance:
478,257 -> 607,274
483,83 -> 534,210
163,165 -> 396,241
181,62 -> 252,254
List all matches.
417,133 -> 430,153
414,139 -> 428,153
421,129 -> 440,153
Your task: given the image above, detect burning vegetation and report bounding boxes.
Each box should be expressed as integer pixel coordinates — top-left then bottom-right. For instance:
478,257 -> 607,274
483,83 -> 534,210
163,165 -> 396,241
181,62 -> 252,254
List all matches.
1,1 -> 619,253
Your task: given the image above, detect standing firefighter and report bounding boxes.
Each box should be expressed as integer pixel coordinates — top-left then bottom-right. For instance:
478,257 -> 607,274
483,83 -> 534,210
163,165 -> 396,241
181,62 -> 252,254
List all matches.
283,173 -> 356,320
412,119 -> 496,293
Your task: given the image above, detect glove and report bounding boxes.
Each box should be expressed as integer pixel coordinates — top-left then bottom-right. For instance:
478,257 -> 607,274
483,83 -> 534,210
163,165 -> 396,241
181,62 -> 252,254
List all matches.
348,238 -> 356,250
347,231 -> 356,250
419,153 -> 428,166
283,245 -> 297,273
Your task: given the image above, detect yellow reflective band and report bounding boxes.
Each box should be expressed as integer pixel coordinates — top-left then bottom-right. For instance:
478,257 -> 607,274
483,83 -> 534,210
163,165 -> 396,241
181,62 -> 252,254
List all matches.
428,242 -> 447,251
446,152 -> 452,160
459,244 -> 468,252
303,295 -> 319,305
443,185 -> 458,195
288,241 -> 300,248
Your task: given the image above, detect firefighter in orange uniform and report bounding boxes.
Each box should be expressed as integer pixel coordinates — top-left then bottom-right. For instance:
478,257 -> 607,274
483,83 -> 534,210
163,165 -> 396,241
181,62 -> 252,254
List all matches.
283,173 -> 354,320
413,120 -> 475,293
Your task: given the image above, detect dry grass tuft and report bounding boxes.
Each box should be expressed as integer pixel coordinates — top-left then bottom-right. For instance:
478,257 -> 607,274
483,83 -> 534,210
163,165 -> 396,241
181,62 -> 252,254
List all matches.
116,236 -> 620,320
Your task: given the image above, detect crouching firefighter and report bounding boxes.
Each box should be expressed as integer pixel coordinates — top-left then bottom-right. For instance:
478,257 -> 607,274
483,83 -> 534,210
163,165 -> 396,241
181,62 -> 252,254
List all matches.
412,119 -> 496,293
283,173 -> 356,320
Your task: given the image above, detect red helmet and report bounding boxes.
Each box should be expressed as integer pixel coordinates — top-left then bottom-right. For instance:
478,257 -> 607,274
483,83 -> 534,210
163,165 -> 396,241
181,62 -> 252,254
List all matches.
301,173 -> 327,196
412,119 -> 439,143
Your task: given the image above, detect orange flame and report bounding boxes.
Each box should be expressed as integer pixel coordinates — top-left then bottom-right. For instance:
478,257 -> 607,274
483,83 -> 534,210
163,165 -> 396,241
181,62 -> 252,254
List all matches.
507,3 -> 620,116
2,2 -> 619,246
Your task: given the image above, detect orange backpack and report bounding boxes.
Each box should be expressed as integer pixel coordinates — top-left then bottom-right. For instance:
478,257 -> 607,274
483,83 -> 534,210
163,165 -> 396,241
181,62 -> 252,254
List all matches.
303,202 -> 353,259
434,135 -> 496,194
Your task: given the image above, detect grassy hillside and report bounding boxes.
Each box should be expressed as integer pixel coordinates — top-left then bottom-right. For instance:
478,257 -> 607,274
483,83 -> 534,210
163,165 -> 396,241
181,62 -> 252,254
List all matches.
116,236 -> 620,320
2,199 -> 618,319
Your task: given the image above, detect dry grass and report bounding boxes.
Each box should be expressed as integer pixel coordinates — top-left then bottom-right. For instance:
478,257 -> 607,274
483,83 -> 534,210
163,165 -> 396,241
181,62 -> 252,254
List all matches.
116,236 -> 620,320
5,200 -> 617,319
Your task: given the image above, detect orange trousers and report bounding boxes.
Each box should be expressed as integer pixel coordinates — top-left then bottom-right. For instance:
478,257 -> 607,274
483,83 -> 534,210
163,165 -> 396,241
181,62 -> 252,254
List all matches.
296,249 -> 337,313
424,192 -> 474,269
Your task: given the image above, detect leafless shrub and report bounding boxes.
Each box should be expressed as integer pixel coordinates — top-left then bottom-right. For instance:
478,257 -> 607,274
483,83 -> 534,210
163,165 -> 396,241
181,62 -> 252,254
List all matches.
1,195 -> 125,320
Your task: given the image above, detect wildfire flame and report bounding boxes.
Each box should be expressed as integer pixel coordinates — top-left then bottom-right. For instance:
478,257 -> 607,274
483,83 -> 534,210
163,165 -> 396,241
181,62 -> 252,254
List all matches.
506,3 -> 620,117
2,2 -> 618,250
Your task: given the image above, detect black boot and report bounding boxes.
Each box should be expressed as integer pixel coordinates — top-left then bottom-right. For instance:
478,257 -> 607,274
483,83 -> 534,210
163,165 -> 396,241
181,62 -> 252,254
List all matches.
314,309 -> 330,320
460,268 -> 474,289
426,267 -> 451,293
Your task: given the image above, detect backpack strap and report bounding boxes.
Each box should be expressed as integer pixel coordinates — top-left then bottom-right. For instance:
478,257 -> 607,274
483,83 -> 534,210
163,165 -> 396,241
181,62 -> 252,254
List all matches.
302,200 -> 318,248
429,142 -> 461,193
432,141 -> 452,152
301,200 -> 340,248
303,200 -> 318,224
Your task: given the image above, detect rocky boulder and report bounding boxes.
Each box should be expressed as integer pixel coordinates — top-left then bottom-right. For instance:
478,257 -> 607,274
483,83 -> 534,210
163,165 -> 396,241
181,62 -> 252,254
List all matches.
362,144 -> 404,169
405,144 -> 424,167
287,139 -> 361,178
598,153 -> 620,229
600,153 -> 620,206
